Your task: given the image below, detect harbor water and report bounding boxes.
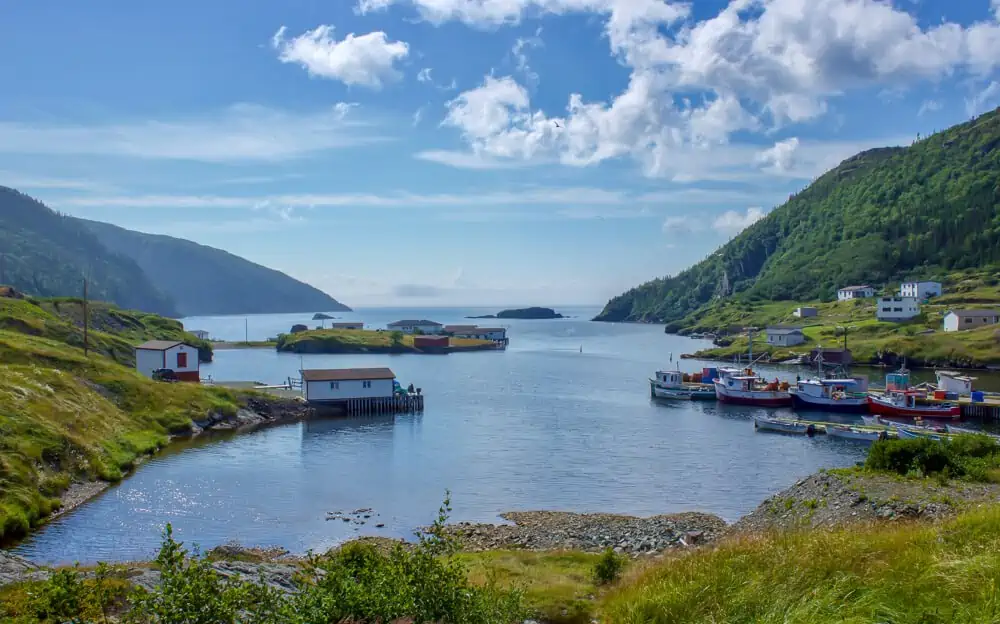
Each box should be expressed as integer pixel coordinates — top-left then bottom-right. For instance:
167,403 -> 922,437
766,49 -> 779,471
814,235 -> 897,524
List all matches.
13,306 -> 903,563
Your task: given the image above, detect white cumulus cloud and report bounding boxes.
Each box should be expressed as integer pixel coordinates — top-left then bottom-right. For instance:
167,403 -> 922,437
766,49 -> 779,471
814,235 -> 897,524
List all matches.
755,138 -> 800,174
713,207 -> 765,235
273,25 -> 409,89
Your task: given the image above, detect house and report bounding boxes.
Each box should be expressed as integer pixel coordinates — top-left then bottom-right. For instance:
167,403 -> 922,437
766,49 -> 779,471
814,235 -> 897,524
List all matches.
386,319 -> 444,334
943,309 -> 1000,332
301,367 -> 396,403
414,335 -> 449,351
876,296 -> 920,321
765,326 -> 806,347
331,322 -> 364,330
793,307 -> 817,318
135,340 -> 200,382
837,285 -> 875,301
189,329 -> 210,340
936,371 -> 975,395
900,281 -> 942,300
810,347 -> 853,366
452,327 -> 508,341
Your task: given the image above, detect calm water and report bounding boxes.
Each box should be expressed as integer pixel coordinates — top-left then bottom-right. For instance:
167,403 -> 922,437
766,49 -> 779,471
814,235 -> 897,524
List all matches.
15,306 -> 879,564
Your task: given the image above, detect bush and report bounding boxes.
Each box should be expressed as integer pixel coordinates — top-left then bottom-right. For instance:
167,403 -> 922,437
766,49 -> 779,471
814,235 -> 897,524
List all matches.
5,497 -> 524,624
592,548 -> 625,585
866,435 -> 1000,480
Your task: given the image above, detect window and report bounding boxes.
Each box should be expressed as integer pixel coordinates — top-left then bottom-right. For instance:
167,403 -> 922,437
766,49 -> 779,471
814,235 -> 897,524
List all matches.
881,308 -> 891,313
362,380 -> 371,388
966,318 -> 972,324
176,352 -> 188,368
893,308 -> 902,312
330,381 -> 339,389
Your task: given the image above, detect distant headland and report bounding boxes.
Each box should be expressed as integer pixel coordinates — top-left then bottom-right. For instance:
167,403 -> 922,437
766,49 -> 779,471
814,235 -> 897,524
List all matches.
467,307 -> 565,320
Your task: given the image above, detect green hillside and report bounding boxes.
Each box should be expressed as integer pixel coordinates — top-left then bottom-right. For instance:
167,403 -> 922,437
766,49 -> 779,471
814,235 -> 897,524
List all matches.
0,187 -> 177,316
0,293 -> 233,539
77,218 -> 350,316
596,108 -> 1000,323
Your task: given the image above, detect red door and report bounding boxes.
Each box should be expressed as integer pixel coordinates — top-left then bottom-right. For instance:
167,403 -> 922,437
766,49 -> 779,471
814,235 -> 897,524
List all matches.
176,351 -> 188,368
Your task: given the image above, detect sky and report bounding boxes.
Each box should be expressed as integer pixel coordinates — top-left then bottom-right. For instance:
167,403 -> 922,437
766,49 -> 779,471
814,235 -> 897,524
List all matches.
2,0 -> 1000,307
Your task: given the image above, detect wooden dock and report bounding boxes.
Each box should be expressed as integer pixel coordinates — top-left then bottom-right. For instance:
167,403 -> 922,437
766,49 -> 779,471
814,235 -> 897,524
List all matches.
921,396 -> 1000,421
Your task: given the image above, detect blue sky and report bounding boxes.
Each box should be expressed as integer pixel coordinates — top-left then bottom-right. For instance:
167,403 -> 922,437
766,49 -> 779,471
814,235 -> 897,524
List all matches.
2,0 -> 1000,306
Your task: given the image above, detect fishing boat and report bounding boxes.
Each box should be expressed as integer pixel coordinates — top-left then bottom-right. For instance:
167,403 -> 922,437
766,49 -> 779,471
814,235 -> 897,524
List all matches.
945,424 -> 1000,440
650,369 -> 716,401
896,427 -> 944,441
825,424 -> 887,442
715,367 -> 793,406
754,415 -> 816,435
790,378 -> 869,413
868,390 -> 961,419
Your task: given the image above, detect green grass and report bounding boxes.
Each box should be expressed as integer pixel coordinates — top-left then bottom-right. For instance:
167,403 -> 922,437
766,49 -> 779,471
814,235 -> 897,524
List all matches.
601,506 -> 1000,623
276,328 -> 495,353
684,282 -> 1000,367
0,300 -> 242,541
460,550 -> 610,624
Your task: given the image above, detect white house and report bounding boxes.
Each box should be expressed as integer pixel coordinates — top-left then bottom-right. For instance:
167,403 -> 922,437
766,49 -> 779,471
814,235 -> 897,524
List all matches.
900,281 -> 942,299
943,309 -> 1000,332
793,307 -> 818,318
452,327 -> 507,341
189,330 -> 210,340
135,340 -> 200,381
876,296 -> 920,321
301,367 -> 396,403
935,371 -> 975,395
331,322 -> 364,330
837,285 -> 875,301
766,327 -> 806,347
386,319 -> 444,334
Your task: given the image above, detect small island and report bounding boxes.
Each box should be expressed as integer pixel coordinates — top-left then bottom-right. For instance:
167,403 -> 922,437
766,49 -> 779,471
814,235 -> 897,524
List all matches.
312,312 -> 336,320
468,307 -> 565,320
275,328 -> 501,354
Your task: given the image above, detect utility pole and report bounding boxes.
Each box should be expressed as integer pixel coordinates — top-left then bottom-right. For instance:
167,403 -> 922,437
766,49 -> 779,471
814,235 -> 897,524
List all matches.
245,317 -> 249,345
83,278 -> 89,357
1,252 -> 6,285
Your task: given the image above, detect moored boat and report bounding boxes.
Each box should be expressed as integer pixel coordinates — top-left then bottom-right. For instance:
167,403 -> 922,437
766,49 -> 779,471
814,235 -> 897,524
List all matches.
825,424 -> 887,442
945,424 -> 1000,440
715,367 -> 793,407
790,378 -> 869,413
753,415 -> 816,435
650,369 -> 716,401
868,391 -> 961,419
896,427 -> 944,441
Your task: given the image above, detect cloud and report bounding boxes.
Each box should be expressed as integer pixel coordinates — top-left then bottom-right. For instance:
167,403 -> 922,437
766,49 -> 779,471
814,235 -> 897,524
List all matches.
661,215 -> 702,234
917,99 -> 942,116
412,106 -> 427,126
417,67 -> 433,82
412,0 -> 1000,177
511,28 -> 543,86
966,81 -> 1000,116
755,138 -> 799,174
0,104 -> 379,162
713,207 -> 765,235
414,149 -> 538,169
0,172 -> 118,192
273,25 -> 409,89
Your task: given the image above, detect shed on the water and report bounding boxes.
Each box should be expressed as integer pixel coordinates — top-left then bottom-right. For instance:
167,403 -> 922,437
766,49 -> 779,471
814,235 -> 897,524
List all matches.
301,367 -> 396,403
135,340 -> 200,382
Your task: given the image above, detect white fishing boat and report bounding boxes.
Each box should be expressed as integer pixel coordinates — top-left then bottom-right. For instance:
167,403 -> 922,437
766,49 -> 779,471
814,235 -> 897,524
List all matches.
715,368 -> 793,406
753,415 -> 816,435
790,378 -> 869,413
650,369 -> 716,401
897,427 -> 944,441
945,424 -> 1000,440
825,424 -> 887,442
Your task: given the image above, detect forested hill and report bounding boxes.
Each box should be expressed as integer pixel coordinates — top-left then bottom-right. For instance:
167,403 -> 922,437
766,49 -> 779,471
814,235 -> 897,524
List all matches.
77,219 -> 351,316
0,187 -> 177,315
595,107 -> 1000,324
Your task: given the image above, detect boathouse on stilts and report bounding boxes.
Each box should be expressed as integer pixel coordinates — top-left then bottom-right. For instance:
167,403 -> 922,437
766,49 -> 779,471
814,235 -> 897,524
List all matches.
300,367 -> 424,414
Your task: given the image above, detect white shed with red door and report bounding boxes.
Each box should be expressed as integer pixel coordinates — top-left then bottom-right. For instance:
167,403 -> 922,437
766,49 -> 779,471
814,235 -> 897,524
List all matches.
135,340 -> 200,381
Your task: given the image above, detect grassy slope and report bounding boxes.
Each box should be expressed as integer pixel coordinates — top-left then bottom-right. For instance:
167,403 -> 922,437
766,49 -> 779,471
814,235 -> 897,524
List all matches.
0,297 -> 238,540
601,507 -> 1000,623
684,270 -> 1000,367
0,296 -> 212,364
276,329 -> 495,353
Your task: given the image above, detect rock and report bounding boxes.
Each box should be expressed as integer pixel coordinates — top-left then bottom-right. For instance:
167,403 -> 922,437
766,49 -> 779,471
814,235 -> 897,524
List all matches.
375,523 -> 385,528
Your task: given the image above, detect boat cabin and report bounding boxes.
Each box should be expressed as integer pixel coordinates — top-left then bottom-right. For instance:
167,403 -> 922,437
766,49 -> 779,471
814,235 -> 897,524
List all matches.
795,378 -> 858,399
885,372 -> 910,391
887,390 -> 923,409
655,370 -> 684,387
936,371 -> 974,395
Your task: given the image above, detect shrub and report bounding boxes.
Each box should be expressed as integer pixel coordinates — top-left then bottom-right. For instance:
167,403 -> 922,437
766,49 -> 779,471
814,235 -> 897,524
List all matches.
866,438 -> 954,477
592,548 -> 625,585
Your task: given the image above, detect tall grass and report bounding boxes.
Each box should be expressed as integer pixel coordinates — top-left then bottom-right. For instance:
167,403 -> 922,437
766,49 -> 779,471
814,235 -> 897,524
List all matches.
602,507 -> 1000,623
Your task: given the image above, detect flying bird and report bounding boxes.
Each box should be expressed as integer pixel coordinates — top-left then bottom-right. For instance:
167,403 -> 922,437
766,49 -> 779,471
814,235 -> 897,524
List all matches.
553,121 -> 561,128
